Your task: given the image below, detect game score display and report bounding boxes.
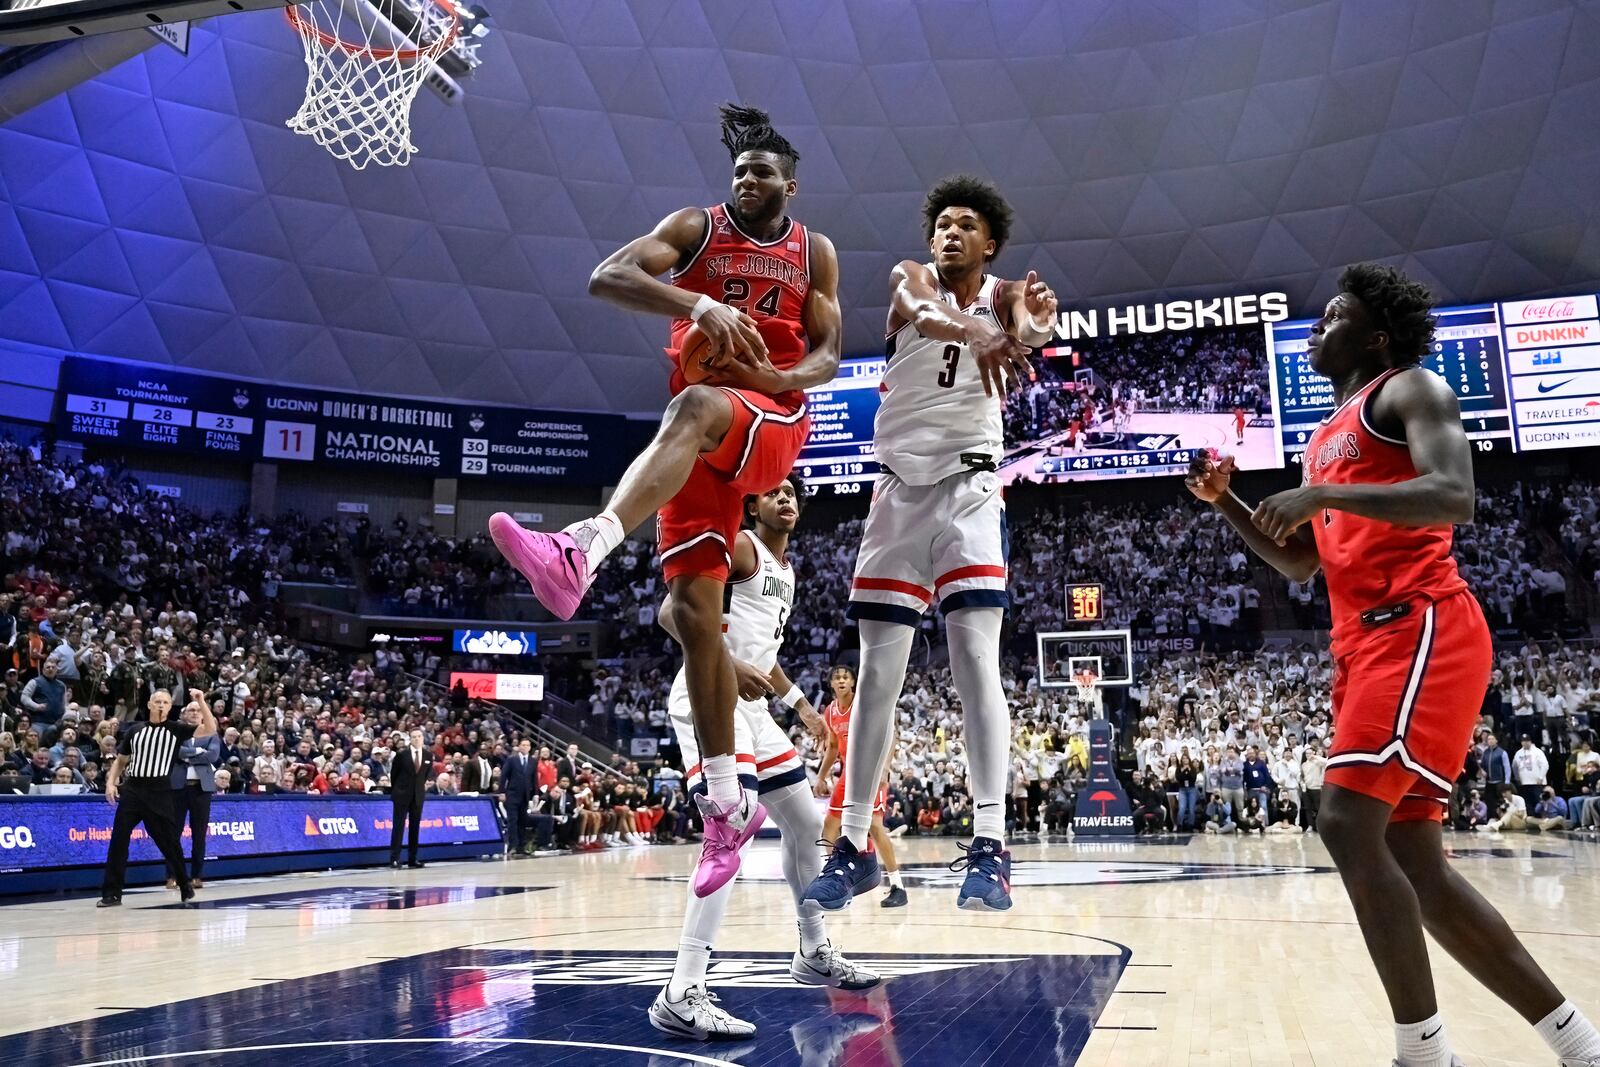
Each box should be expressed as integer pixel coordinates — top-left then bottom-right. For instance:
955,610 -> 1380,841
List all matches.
798,289 -> 1600,494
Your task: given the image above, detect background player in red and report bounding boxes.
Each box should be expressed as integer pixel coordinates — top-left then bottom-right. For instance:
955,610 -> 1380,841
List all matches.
488,105 -> 842,892
1233,404 -> 1246,445
813,665 -> 906,908
1187,263 -> 1598,1067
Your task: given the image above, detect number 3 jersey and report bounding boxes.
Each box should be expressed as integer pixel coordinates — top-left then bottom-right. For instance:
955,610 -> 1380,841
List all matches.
722,529 -> 794,673
874,269 -> 1006,486
666,202 -> 811,410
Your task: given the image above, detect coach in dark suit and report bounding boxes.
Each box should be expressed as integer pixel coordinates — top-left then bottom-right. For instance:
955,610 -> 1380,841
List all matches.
388,729 -> 429,869
166,705 -> 222,889
501,738 -> 536,855
459,744 -> 495,795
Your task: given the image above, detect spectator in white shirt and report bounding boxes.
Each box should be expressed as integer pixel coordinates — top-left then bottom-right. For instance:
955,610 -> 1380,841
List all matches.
1512,737 -> 1549,813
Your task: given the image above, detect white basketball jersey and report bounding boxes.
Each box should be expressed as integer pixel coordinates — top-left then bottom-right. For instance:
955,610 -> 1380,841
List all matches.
873,269 -> 1007,486
723,531 -> 794,672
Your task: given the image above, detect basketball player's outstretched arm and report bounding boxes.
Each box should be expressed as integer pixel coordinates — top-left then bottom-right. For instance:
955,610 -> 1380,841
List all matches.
588,207 -> 766,364
769,662 -> 823,735
1186,452 -> 1321,581
1002,270 -> 1060,348
1252,370 -> 1474,539
889,261 -> 1032,396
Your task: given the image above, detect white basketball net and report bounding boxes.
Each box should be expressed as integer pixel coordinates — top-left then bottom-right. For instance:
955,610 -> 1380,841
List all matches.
285,0 -> 460,169
1073,671 -> 1099,706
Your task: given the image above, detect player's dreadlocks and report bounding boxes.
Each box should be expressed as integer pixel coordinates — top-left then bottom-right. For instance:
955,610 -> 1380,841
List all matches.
719,104 -> 800,177
1338,262 -> 1437,367
923,175 -> 1014,259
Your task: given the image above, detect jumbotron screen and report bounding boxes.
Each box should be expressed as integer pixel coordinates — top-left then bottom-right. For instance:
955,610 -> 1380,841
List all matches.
798,287 -> 1600,494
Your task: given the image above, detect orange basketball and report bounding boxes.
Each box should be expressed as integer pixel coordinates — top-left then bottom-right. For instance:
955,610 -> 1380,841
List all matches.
677,322 -> 724,385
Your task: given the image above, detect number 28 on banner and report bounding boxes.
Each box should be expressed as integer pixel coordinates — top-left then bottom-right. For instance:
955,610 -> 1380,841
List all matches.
1065,583 -> 1105,623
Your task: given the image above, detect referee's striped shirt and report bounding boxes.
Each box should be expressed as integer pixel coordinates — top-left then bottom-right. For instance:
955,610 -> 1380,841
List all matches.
118,721 -> 196,783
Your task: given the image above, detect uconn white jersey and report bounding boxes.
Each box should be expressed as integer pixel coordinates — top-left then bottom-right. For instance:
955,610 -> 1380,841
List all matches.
874,269 -> 1007,486
723,531 -> 793,672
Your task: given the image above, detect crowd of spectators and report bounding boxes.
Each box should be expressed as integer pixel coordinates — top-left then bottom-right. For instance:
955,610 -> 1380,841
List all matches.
4,428 -> 1598,863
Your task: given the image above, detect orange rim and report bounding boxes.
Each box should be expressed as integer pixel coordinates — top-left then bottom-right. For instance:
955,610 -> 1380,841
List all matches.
285,0 -> 460,62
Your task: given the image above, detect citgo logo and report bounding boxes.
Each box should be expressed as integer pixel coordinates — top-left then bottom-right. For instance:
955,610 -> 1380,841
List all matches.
0,826 -> 35,849
303,815 -> 359,836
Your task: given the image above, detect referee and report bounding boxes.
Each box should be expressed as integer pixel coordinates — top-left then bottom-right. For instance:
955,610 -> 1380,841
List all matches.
99,687 -> 218,908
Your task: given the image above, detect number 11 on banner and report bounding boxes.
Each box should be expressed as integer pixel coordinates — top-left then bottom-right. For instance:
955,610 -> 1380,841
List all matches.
263,420 -> 316,461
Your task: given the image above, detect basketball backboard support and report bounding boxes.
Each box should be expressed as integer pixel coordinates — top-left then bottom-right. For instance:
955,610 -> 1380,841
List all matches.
0,0 -> 288,47
1038,629 -> 1132,689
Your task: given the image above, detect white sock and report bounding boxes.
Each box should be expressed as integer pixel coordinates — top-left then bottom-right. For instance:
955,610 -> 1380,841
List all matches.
946,607 -> 1009,845
669,858 -> 734,999
1537,1000 -> 1600,1061
702,754 -> 740,809
760,781 -> 829,953
563,509 -> 623,573
1395,1014 -> 1452,1067
886,869 -> 903,890
841,620 -> 914,850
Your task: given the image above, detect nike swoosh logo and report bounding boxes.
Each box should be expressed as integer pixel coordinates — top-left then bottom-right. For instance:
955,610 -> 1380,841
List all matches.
1557,1011 -> 1575,1031
976,802 -> 1000,809
1421,1027 -> 1441,1041
562,546 -> 584,580
1538,378 -> 1574,393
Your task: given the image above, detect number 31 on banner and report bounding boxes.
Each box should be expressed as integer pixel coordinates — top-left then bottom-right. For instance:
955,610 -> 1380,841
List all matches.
263,420 -> 316,461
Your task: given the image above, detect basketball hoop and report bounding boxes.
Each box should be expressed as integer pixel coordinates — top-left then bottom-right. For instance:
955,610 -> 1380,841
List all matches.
1073,669 -> 1098,705
285,0 -> 461,169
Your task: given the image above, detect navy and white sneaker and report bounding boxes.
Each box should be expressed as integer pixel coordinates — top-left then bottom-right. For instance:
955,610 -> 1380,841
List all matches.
648,984 -> 756,1041
801,837 -> 880,911
950,836 -> 1013,911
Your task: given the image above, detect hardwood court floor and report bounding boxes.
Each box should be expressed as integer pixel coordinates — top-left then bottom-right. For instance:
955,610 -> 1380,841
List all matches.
2,832 -> 1596,1066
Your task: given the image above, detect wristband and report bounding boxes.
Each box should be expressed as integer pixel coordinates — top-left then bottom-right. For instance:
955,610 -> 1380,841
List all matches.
780,684 -> 804,710
689,294 -> 719,323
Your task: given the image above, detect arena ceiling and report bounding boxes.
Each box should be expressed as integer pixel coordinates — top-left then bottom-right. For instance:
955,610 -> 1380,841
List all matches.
1,0 -> 1597,414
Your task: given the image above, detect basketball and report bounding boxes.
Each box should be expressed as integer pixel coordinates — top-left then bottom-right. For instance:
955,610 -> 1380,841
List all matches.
676,322 -> 726,385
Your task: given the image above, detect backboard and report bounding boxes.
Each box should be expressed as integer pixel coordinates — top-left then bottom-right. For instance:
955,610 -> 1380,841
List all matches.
1037,629 -> 1133,689
0,0 -> 289,46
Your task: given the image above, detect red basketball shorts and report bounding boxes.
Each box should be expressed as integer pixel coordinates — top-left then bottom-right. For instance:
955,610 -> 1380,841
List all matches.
828,773 -> 887,818
657,387 -> 809,583
1324,591 -> 1492,822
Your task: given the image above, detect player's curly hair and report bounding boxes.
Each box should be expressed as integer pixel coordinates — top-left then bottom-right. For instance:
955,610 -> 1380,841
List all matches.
719,103 -> 799,177
923,175 -> 1013,259
829,663 -> 857,683
1337,262 -> 1437,367
742,471 -> 807,527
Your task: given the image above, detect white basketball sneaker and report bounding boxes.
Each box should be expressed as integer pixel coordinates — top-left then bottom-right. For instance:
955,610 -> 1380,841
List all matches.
788,940 -> 881,990
647,984 -> 756,1041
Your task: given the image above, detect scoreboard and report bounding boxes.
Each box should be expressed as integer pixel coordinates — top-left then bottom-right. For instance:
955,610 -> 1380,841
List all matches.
796,356 -> 883,494
1064,583 -> 1105,623
1271,303 -> 1514,462
58,357 -> 643,485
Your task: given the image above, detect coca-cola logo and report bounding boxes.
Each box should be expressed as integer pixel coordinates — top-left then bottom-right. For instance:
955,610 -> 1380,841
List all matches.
1520,300 -> 1577,321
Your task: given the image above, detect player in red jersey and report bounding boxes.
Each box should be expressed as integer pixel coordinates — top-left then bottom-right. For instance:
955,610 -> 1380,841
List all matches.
812,665 -> 905,908
1233,404 -> 1247,445
1188,264 -> 1598,1067
488,105 -> 842,893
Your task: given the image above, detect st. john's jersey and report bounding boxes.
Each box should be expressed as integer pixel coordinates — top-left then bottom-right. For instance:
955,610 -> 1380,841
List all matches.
668,203 -> 811,409
722,530 -> 793,673
1301,367 -> 1467,646
875,269 -> 1006,485
823,697 -> 855,761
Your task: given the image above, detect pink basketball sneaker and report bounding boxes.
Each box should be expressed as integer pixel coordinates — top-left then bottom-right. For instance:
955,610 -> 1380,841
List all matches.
692,793 -> 767,898
487,512 -> 592,621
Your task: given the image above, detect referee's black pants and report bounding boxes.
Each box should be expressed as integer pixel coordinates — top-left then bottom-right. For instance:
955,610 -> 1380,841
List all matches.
390,795 -> 424,864
103,781 -> 191,899
167,784 -> 212,881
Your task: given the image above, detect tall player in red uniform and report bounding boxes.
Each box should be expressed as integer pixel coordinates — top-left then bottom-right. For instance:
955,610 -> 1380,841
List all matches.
1188,264 -> 1598,1067
489,106 -> 842,892
813,665 -> 906,908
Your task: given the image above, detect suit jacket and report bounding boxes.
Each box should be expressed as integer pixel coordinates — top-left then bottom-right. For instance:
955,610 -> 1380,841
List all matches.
502,754 -> 535,800
460,756 -> 495,794
169,733 -> 222,792
556,756 -> 579,783
390,748 -> 430,806
540,791 -> 575,820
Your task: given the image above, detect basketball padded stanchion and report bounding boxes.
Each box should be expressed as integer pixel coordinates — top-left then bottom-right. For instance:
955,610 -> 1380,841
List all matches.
285,0 -> 460,169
